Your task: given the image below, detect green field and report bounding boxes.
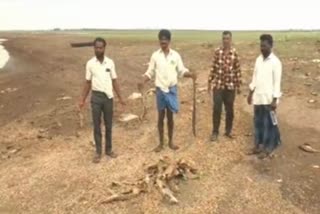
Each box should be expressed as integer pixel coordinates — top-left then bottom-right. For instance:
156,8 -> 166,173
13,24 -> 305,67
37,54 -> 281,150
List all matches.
65,30 -> 320,42
4,29 -> 320,43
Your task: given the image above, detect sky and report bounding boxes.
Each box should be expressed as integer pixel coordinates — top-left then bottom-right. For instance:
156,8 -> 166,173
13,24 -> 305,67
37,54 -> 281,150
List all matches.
0,0 -> 319,30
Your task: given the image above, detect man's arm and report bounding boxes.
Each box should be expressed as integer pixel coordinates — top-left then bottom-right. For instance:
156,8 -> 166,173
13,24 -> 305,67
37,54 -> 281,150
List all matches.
79,80 -> 91,109
110,61 -> 125,105
138,55 -> 155,90
234,52 -> 242,94
176,54 -> 197,80
79,62 -> 92,109
183,70 -> 197,80
271,60 -> 282,110
208,52 -> 218,93
112,79 -> 125,105
247,60 -> 258,105
138,75 -> 151,91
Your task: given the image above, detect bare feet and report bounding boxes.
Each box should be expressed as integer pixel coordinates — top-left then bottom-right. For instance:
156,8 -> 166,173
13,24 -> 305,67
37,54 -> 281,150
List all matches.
106,151 -> 118,159
169,143 -> 179,151
93,154 -> 101,163
210,133 -> 218,142
153,144 -> 164,153
247,145 -> 263,155
258,152 -> 269,160
224,133 -> 234,139
259,150 -> 276,160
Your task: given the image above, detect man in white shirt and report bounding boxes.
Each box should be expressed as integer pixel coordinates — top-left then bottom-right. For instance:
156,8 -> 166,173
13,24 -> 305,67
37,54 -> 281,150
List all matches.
247,34 -> 282,159
79,37 -> 125,163
138,29 -> 196,152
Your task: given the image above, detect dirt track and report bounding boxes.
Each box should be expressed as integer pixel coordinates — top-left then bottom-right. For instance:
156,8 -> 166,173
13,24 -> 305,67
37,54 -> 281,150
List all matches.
0,33 -> 319,214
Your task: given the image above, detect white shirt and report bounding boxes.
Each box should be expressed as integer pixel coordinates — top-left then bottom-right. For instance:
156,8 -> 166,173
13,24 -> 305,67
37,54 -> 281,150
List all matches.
144,49 -> 189,93
249,53 -> 282,105
86,56 -> 117,98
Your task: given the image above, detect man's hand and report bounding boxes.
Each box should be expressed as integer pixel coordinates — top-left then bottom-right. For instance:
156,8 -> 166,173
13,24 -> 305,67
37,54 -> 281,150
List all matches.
247,93 -> 253,105
236,88 -> 241,95
207,82 -> 212,95
138,75 -> 151,92
119,98 -> 126,106
183,71 -> 197,81
79,80 -> 91,110
191,72 -> 197,81
79,99 -> 86,109
271,99 -> 277,110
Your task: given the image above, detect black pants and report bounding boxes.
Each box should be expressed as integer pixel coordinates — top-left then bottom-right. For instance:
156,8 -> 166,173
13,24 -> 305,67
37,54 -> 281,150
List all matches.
91,91 -> 113,155
213,89 -> 236,135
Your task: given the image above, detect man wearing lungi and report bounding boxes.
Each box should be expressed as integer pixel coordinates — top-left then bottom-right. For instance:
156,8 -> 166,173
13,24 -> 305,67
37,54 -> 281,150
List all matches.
138,29 -> 197,152
247,34 -> 282,159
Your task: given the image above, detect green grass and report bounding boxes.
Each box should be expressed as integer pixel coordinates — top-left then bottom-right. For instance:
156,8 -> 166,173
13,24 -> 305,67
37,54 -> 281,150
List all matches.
65,30 -> 320,43
4,29 -> 320,43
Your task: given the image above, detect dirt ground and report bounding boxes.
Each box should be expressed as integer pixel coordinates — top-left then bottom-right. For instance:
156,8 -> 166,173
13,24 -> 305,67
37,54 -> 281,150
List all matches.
0,33 -> 319,214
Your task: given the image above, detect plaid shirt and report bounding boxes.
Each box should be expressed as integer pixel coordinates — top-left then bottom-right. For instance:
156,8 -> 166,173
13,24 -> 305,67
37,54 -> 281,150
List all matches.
208,47 -> 241,90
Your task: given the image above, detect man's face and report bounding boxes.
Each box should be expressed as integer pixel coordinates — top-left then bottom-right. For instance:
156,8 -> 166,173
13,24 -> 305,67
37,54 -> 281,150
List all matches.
94,41 -> 105,58
159,38 -> 170,50
260,40 -> 272,57
222,34 -> 232,48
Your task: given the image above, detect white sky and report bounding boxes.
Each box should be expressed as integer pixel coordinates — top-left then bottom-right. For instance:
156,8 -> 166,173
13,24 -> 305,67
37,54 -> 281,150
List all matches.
0,0 -> 319,30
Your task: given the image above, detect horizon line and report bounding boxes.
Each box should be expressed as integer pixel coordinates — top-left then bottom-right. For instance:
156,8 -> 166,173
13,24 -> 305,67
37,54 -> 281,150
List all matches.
1,28 -> 320,32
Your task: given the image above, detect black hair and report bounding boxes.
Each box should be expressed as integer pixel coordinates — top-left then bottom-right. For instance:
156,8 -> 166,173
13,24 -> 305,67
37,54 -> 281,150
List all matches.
260,34 -> 273,47
93,37 -> 107,47
158,29 -> 171,41
223,31 -> 232,37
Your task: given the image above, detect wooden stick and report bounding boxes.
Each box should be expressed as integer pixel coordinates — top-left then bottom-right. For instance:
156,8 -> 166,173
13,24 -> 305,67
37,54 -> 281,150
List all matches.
70,42 -> 93,48
138,89 -> 147,121
100,188 -> 142,204
78,109 -> 84,128
156,179 -> 179,204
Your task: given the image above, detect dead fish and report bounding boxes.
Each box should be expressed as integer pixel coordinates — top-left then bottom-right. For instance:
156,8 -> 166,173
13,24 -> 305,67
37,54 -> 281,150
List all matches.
119,113 -> 139,122
8,148 -> 21,154
197,87 -> 207,93
128,92 -> 142,100
146,88 -> 156,95
299,143 -> 320,153
56,96 -> 72,101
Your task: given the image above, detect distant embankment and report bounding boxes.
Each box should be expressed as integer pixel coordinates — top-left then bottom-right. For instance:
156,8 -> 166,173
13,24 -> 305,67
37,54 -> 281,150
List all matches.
0,39 -> 10,70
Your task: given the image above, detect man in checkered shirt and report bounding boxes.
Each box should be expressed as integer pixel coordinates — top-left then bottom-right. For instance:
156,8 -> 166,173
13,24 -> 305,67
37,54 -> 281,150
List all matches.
208,31 -> 242,142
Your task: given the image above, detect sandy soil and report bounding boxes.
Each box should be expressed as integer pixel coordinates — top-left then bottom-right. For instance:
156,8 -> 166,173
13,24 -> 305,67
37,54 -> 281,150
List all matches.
0,33 -> 319,214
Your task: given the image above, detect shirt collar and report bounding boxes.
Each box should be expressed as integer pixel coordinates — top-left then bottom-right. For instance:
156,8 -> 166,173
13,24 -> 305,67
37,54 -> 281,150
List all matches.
262,53 -> 274,61
95,56 -> 107,64
159,48 -> 173,55
219,47 -> 235,54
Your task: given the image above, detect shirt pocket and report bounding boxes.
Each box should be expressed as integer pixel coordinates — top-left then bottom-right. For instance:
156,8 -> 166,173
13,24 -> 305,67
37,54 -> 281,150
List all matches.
104,65 -> 113,78
105,66 -> 111,73
169,59 -> 177,69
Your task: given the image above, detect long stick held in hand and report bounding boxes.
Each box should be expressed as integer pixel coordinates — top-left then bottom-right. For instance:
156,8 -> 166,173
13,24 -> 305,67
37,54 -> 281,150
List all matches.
78,108 -> 84,128
192,79 -> 197,137
138,87 -> 147,121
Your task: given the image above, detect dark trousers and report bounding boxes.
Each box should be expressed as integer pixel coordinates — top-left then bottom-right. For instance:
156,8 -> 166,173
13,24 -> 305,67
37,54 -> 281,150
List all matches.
254,105 -> 281,152
91,91 -> 113,155
213,89 -> 236,135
